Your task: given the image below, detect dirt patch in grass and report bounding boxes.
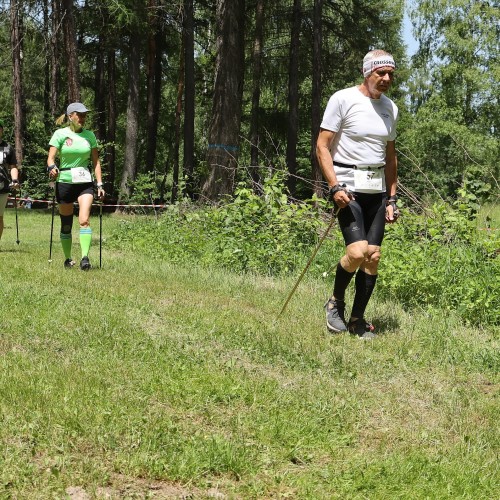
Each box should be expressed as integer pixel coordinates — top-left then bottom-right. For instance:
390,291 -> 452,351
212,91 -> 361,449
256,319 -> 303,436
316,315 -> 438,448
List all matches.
66,473 -> 230,499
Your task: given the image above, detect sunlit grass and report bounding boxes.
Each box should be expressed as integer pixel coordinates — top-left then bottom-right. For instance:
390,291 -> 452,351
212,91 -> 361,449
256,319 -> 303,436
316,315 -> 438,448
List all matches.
0,210 -> 498,498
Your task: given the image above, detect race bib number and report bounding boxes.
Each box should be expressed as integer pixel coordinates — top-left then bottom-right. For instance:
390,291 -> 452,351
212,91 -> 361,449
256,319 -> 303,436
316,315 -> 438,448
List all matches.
71,167 -> 92,183
354,169 -> 383,191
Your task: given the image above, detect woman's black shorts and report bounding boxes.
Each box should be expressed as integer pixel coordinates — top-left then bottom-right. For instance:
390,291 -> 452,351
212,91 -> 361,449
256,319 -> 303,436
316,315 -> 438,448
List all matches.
337,192 -> 387,246
56,182 -> 94,204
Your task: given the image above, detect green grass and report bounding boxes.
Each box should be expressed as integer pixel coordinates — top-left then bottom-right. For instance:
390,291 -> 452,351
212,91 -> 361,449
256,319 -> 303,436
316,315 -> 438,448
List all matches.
0,210 -> 498,498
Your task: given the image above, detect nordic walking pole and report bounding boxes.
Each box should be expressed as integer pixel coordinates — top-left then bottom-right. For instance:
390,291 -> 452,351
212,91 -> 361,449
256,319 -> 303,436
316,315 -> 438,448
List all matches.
48,182 -> 56,263
13,190 -> 20,244
99,201 -> 103,268
277,208 -> 339,319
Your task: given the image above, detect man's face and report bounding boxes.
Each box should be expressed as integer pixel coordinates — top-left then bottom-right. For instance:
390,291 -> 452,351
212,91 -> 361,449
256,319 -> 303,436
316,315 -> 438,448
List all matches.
367,67 -> 395,95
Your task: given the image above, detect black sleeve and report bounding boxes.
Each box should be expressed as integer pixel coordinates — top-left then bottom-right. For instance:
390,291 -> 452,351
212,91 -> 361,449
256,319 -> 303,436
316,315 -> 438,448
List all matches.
6,144 -> 17,166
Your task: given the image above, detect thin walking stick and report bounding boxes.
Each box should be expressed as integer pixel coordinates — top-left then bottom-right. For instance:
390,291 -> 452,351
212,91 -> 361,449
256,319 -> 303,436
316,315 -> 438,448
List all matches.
48,183 -> 56,263
14,190 -> 20,244
99,202 -> 103,268
277,208 -> 339,318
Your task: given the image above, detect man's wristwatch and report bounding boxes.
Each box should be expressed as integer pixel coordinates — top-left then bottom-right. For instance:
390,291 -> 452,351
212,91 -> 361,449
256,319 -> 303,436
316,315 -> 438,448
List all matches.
47,164 -> 57,173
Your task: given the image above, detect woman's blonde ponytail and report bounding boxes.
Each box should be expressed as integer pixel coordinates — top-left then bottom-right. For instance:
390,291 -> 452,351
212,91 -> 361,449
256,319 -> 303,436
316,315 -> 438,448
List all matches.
55,113 -> 67,126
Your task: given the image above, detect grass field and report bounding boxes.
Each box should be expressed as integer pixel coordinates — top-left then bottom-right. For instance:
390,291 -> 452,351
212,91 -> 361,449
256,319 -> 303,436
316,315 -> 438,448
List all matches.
0,209 -> 498,499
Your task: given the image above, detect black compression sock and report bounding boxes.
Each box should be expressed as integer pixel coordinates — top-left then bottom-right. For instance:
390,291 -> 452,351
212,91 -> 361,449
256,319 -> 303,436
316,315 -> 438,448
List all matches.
333,262 -> 355,301
351,269 -> 378,319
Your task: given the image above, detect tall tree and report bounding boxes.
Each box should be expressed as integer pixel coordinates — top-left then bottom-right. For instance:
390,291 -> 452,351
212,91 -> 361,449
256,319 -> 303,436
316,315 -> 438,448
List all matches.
249,0 -> 265,191
172,42 -> 185,203
49,0 -> 61,117
106,47 -> 117,195
286,0 -> 301,197
61,0 -> 80,102
145,0 -> 162,172
94,35 -> 106,140
10,0 -> 26,165
310,0 -> 323,198
183,0 -> 195,199
202,0 -> 246,200
119,36 -> 140,202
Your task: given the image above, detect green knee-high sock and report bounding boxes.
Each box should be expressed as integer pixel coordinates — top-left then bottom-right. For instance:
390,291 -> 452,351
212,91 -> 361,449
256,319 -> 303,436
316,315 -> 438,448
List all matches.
60,233 -> 72,259
79,228 -> 92,257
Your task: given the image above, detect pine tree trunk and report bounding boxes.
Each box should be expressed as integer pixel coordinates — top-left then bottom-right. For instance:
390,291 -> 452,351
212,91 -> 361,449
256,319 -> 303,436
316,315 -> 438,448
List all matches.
286,0 -> 301,198
43,0 -> 50,118
118,37 -> 140,203
172,43 -> 185,204
61,0 -> 80,102
249,0 -> 265,192
202,0 -> 245,200
183,0 -> 195,199
50,0 -> 61,118
106,48 -> 116,195
94,34 -> 107,141
310,0 -> 323,198
145,0 -> 162,172
10,0 -> 26,165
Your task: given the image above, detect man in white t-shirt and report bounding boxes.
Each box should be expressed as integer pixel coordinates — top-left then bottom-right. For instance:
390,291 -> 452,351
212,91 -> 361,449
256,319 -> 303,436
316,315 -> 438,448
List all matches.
316,49 -> 399,339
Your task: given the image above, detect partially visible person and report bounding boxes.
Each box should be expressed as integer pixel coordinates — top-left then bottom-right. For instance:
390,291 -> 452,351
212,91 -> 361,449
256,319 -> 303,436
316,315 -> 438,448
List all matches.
0,120 -> 20,243
316,49 -> 399,339
47,102 -> 105,270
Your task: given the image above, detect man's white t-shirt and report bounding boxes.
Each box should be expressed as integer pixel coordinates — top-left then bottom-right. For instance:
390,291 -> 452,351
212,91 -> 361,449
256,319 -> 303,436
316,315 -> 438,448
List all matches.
320,86 -> 398,193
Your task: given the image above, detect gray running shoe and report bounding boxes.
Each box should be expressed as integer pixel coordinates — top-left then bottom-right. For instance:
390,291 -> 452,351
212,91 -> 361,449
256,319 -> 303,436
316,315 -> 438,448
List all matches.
64,258 -> 76,268
324,297 -> 347,333
80,256 -> 91,271
347,318 -> 376,339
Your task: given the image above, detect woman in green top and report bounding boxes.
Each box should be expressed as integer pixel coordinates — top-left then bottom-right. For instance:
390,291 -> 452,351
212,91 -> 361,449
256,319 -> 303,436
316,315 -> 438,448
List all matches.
47,102 -> 105,270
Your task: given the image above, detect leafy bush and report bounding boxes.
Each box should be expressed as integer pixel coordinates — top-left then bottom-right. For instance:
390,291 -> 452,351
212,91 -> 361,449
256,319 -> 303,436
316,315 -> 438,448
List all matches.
109,173 -> 327,275
108,175 -> 499,327
379,201 -> 499,327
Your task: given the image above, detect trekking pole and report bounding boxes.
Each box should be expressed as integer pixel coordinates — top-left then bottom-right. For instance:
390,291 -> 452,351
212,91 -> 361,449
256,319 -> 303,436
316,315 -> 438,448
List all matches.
99,201 -> 103,268
48,183 -> 56,263
13,189 -> 20,244
277,207 -> 340,319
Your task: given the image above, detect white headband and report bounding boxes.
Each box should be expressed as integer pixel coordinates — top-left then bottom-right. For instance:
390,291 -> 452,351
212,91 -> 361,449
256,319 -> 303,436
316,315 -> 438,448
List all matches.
363,56 -> 395,77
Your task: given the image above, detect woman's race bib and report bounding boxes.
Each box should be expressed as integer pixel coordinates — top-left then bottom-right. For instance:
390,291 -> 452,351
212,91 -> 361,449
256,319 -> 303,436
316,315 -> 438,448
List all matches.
354,169 -> 383,191
71,167 -> 92,183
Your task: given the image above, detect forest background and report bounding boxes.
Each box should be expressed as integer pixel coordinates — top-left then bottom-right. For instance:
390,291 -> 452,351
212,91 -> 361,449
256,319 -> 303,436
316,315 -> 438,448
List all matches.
0,2 -> 498,495
0,0 -> 498,206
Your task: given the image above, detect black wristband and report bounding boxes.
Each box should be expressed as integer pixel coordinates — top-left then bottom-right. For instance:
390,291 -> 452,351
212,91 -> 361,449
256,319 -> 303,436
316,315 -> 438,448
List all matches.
47,164 -> 57,173
386,194 -> 398,204
328,184 -> 346,197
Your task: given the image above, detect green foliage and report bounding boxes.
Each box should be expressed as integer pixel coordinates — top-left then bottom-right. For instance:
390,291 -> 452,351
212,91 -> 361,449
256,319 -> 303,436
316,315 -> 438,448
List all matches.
379,200 -> 499,326
404,0 -> 500,198
119,171 -> 164,207
110,172 -> 327,275
109,173 -> 499,327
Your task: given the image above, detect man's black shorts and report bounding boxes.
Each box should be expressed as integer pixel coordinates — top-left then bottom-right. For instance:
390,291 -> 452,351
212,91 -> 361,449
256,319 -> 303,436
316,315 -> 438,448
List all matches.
56,182 -> 94,204
337,192 -> 387,246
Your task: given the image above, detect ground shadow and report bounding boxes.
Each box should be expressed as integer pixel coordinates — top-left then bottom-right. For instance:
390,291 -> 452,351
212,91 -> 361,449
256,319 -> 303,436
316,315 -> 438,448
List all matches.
372,314 -> 400,335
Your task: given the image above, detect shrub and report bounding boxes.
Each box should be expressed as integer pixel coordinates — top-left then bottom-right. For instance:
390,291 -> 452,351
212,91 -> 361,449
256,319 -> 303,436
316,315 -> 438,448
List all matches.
109,173 -> 327,276
108,175 -> 499,327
